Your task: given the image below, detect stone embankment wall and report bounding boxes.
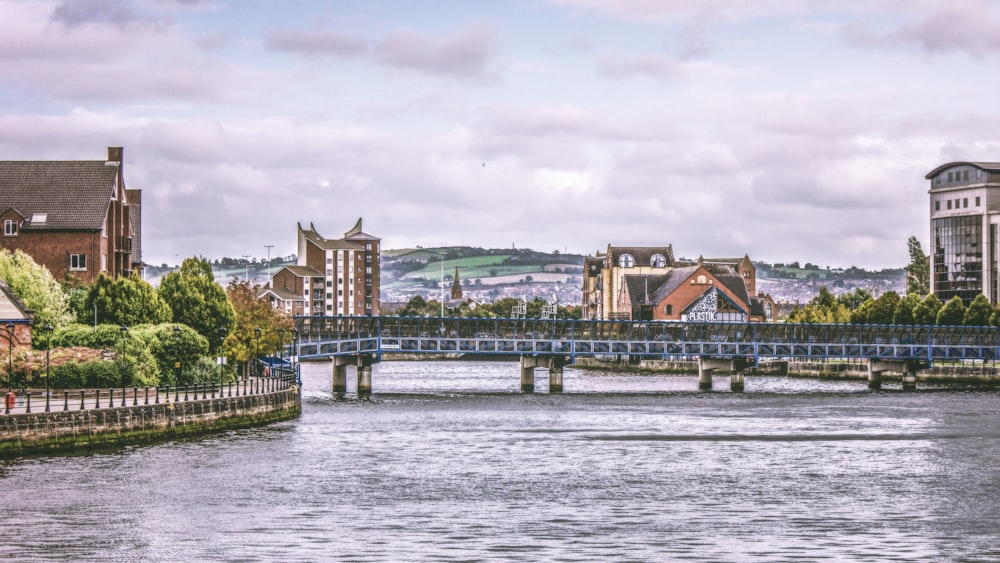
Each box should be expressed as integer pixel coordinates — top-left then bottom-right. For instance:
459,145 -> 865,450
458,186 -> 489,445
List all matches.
572,357 -> 1000,383
0,388 -> 301,458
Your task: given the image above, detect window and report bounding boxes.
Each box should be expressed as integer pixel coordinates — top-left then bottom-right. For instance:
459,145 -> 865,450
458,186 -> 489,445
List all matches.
101,254 -> 107,272
618,253 -> 635,268
650,253 -> 667,268
665,304 -> 673,315
948,172 -> 954,182
326,280 -> 332,287
964,171 -> 969,181
326,292 -> 332,299
3,220 -> 17,236
948,200 -> 953,210
69,254 -> 87,271
976,197 -> 981,207
935,201 -> 940,211
964,198 -> 969,208
338,290 -> 343,296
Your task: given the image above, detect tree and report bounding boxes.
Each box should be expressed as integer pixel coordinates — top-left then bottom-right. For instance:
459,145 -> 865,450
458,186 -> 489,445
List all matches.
936,296 -> 966,326
0,249 -> 73,341
913,294 -> 943,325
79,273 -> 172,327
868,291 -> 901,325
892,293 -> 920,325
785,286 -> 850,324
838,288 -> 872,312
905,236 -> 930,297
224,279 -> 293,372
963,294 -> 992,326
159,257 -> 236,352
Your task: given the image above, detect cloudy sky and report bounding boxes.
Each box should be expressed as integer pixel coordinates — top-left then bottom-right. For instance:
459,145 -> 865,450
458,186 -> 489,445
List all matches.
2,0 -> 999,269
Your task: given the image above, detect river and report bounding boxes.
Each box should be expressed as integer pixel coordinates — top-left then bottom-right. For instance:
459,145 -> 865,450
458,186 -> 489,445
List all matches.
2,361 -> 1000,562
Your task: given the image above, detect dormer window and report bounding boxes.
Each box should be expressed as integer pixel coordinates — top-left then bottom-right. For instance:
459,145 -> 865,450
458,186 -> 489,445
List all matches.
31,213 -> 47,224
618,253 -> 635,268
650,253 -> 667,268
3,220 -> 17,236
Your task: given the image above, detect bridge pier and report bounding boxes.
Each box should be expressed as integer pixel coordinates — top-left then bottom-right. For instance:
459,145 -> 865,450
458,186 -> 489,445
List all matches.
357,356 -> 373,400
698,357 -> 753,392
332,356 -> 351,399
519,356 -> 568,393
869,360 -> 923,391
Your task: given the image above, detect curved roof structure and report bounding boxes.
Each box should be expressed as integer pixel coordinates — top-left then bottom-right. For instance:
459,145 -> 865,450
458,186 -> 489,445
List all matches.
925,162 -> 1000,179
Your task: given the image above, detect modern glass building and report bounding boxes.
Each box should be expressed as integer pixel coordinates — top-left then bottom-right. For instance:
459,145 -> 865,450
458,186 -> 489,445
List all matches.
927,162 -> 1000,304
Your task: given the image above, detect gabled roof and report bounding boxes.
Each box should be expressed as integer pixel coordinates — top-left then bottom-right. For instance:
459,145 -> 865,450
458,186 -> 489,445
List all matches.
344,217 -> 380,241
925,162 -> 1000,179
715,274 -> 750,303
0,278 -> 33,322
681,286 -> 747,315
0,160 -> 120,231
651,265 -> 700,303
279,265 -> 324,277
258,287 -> 305,302
299,223 -> 366,251
623,274 -> 669,306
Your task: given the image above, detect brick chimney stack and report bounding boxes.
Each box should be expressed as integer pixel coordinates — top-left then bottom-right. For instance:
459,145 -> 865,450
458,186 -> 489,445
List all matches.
107,146 -> 123,168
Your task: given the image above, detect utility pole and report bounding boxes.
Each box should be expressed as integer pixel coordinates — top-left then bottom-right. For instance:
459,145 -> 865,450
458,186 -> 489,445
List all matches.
264,244 -> 274,283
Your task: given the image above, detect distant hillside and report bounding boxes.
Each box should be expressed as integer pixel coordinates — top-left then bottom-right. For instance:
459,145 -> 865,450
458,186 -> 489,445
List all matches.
144,251 -> 906,309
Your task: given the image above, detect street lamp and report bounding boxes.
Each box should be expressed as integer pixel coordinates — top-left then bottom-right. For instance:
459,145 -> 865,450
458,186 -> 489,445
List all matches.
5,323 -> 13,392
253,327 -> 261,379
173,325 -> 182,386
43,324 -> 53,412
120,325 -> 129,407
278,328 -> 286,364
218,326 -> 227,389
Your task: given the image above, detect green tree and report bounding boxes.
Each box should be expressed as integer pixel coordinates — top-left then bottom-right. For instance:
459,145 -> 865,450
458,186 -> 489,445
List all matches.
892,293 -> 920,325
936,296 -> 966,326
838,288 -> 872,312
224,279 -> 293,373
905,236 -> 930,296
0,249 -> 73,340
159,257 -> 236,352
786,286 -> 851,324
868,291 -> 901,325
913,293 -> 943,325
80,273 -> 172,327
963,294 -> 993,326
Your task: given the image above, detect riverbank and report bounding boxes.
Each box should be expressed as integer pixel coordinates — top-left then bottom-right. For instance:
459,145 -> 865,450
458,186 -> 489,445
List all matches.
0,386 -> 301,458
571,357 -> 1000,385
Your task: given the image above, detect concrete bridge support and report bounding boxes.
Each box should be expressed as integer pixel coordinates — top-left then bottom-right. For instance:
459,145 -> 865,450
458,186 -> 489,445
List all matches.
519,356 -> 568,393
332,356 -> 352,399
357,355 -> 373,400
868,360 -> 922,391
698,357 -> 754,392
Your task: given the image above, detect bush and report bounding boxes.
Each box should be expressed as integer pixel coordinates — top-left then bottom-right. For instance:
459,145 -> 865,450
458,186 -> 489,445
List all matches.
49,360 -> 120,389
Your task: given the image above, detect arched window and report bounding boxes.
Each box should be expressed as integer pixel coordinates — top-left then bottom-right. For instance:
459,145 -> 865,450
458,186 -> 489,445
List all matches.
650,253 -> 667,268
618,253 -> 635,268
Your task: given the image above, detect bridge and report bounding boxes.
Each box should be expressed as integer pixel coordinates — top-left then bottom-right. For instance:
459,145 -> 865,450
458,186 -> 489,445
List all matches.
293,316 -> 1000,395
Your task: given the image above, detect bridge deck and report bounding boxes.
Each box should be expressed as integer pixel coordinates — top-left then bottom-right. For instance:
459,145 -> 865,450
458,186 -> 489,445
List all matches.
292,316 -> 1000,364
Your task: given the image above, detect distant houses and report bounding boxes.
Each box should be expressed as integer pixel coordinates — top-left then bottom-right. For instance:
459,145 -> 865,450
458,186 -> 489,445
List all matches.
583,244 -> 775,322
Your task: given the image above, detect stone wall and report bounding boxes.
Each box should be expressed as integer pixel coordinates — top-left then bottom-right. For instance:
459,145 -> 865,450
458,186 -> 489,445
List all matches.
0,387 -> 301,458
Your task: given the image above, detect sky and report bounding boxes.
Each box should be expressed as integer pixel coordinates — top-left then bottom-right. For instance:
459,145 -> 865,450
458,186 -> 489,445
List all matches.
2,0 -> 1000,269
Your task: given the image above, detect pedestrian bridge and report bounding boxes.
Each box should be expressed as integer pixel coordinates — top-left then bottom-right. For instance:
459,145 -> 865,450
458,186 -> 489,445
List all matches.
294,316 -> 1000,394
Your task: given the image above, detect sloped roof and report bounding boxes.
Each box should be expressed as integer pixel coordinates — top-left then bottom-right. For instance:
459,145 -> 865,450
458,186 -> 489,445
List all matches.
651,265 -> 700,303
258,287 -> 305,301
0,160 -> 120,231
279,265 -> 324,277
299,225 -> 366,251
716,274 -> 750,303
0,278 -> 33,321
623,274 -> 669,306
344,217 -> 380,241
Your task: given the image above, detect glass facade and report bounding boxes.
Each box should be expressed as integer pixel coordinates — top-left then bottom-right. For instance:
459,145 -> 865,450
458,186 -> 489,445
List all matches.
933,215 -> 983,304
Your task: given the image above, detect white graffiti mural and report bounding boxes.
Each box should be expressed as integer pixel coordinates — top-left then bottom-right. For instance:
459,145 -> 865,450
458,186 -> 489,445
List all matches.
684,289 -> 746,322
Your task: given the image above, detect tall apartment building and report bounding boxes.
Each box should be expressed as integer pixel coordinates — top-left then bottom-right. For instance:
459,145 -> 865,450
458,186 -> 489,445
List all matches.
0,146 -> 141,284
262,219 -> 380,317
927,162 -> 1000,304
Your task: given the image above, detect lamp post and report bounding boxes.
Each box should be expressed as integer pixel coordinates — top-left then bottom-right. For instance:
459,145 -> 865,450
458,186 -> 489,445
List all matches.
253,327 -> 261,379
5,323 -> 13,392
291,328 -> 298,386
43,324 -> 53,412
173,325 -> 182,386
218,326 -> 227,389
120,325 -> 129,407
278,328 -> 286,364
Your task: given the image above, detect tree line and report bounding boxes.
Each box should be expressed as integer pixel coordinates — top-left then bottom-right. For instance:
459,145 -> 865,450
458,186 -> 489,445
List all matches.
1,250 -> 291,390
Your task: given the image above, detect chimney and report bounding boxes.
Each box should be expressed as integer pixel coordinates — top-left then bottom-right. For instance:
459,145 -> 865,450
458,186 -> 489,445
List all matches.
107,146 -> 123,166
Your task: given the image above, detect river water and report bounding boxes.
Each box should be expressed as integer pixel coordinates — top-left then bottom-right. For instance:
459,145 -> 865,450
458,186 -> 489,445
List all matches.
3,361 -> 1000,562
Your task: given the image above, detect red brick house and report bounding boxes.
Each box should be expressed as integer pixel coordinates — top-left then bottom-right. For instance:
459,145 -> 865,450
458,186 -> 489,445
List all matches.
618,259 -> 776,323
0,147 -> 141,285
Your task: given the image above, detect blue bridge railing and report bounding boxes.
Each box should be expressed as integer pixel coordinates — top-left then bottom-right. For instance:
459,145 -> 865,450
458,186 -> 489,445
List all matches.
293,316 -> 1000,364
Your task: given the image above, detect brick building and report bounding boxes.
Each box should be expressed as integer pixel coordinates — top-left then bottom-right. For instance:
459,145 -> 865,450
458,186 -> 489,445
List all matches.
0,147 -> 141,284
0,278 -> 34,361
583,245 -> 774,322
262,219 -> 380,316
